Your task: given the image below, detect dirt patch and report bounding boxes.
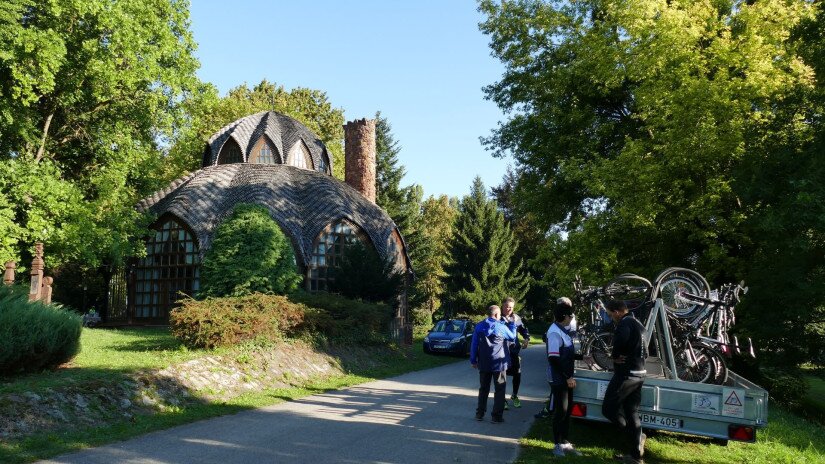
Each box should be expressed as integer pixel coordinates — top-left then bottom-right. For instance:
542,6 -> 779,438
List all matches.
0,340 -> 384,440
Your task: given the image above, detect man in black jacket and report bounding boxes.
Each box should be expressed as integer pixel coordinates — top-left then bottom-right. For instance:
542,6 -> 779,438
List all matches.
602,299 -> 647,464
502,296 -> 530,409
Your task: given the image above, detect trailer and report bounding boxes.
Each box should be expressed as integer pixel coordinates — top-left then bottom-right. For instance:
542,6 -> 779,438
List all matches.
571,299 -> 769,443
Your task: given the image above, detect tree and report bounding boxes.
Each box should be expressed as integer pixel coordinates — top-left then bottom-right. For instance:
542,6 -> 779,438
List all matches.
330,241 -> 403,304
479,0 -> 823,387
200,204 -> 302,298
374,111 -> 408,222
444,177 -> 528,316
0,0 -> 202,270
168,80 -> 346,180
412,195 -> 458,319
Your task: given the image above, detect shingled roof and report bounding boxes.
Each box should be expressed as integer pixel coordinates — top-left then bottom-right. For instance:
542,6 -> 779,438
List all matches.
136,164 -> 409,270
203,111 -> 332,173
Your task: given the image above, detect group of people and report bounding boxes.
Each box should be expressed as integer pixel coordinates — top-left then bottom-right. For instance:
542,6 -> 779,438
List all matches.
469,297 -> 648,464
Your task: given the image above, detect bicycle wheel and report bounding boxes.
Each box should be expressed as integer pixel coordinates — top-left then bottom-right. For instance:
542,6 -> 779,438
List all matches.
584,331 -> 614,371
655,268 -> 710,318
675,345 -> 727,384
602,274 -> 653,311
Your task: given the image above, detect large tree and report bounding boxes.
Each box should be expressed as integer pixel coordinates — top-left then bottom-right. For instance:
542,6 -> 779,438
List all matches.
444,177 -> 528,316
0,0 -> 202,270
479,0 -> 823,384
412,194 -> 458,319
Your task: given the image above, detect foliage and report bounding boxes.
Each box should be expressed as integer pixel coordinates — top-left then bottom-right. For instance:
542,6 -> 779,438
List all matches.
412,195 -> 458,317
168,79 -> 346,179
289,291 -> 395,343
0,285 -> 81,375
0,0 -> 203,270
479,0 -> 824,374
374,111 -> 409,223
170,293 -> 306,349
329,241 -> 403,304
443,177 -> 528,316
200,204 -> 302,298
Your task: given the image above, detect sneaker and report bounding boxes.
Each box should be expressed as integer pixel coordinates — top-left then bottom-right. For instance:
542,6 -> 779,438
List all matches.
504,401 -> 510,410
561,442 -> 582,456
475,412 -> 484,421
639,433 -> 647,458
512,396 -> 522,408
534,408 -> 550,419
491,415 -> 504,423
553,444 -> 566,457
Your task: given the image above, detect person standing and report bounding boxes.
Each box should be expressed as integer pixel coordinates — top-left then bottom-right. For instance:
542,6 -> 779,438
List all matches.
547,302 -> 582,457
470,304 -> 517,423
536,297 -> 577,418
602,299 -> 647,464
501,296 -> 530,409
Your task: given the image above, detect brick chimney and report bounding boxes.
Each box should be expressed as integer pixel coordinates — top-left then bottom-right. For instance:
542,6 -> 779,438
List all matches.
344,118 -> 376,203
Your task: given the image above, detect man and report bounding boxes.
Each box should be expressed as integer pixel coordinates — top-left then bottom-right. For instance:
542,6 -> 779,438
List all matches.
547,301 -> 582,457
602,299 -> 647,464
501,296 -> 530,409
536,297 -> 577,418
470,304 -> 517,423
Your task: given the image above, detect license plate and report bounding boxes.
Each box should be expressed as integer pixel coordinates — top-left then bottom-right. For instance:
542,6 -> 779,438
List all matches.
640,413 -> 683,429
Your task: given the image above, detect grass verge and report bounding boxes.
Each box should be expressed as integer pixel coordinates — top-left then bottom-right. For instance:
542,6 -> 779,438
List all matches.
0,328 -> 459,463
517,407 -> 824,464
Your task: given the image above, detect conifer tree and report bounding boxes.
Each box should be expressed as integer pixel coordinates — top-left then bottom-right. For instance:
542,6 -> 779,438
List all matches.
375,111 -> 410,224
444,177 -> 528,316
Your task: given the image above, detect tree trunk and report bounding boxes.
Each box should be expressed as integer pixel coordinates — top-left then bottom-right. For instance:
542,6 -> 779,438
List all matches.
34,112 -> 54,163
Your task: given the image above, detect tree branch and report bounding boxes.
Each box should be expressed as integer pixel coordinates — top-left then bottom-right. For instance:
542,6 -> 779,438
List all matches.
34,112 -> 54,163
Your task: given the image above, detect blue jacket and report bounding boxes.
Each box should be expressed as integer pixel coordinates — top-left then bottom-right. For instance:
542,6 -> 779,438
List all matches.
504,313 -> 531,355
470,317 -> 517,372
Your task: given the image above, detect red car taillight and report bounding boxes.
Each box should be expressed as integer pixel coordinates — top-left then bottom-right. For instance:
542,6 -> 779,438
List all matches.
570,403 -> 587,417
728,424 -> 755,442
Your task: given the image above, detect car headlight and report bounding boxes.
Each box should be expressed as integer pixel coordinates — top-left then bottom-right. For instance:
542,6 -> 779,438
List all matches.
451,337 -> 463,344
424,337 -> 430,343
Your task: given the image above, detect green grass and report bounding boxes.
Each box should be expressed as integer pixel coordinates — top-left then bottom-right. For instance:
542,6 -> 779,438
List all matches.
0,328 -> 459,463
517,407 -> 825,464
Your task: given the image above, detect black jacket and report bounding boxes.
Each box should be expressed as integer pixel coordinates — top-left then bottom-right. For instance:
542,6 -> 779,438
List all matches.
612,313 -> 646,376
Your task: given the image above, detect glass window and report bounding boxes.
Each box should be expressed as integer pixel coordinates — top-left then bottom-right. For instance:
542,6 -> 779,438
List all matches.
287,141 -> 314,170
249,136 -> 279,165
218,139 -> 243,164
307,219 -> 369,292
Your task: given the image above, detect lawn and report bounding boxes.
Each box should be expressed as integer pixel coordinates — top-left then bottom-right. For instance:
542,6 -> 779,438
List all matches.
0,327 -> 459,463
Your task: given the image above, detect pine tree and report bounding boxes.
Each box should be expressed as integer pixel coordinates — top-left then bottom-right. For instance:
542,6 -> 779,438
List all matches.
444,177 -> 528,316
375,112 -> 409,223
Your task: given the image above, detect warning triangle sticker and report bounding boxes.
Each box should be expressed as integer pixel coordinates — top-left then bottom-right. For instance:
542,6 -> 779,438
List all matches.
725,390 -> 743,407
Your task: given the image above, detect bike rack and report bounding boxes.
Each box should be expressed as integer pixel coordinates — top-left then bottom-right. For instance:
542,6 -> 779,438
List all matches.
643,298 -> 679,380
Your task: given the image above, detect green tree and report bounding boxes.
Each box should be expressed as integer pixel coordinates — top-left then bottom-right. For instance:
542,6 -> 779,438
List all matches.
168,80 -> 346,179
413,195 -> 458,319
375,111 -> 408,222
200,204 -> 302,298
0,0 -> 202,270
444,177 -> 528,316
479,0 -> 824,384
330,241 -> 403,304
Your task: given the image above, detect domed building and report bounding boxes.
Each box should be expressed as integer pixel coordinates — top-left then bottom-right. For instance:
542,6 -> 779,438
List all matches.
110,111 -> 411,338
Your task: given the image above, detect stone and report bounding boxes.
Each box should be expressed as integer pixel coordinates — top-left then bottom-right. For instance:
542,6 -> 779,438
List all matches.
120,399 -> 132,409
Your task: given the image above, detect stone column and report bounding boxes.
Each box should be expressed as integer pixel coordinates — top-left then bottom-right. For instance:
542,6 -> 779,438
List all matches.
344,118 -> 376,203
42,276 -> 53,305
28,242 -> 44,301
3,261 -> 15,285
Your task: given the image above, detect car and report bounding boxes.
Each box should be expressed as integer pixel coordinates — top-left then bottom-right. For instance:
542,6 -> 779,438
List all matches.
423,319 -> 475,356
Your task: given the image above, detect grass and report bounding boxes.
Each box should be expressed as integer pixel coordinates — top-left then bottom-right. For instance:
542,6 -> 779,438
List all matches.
517,406 -> 825,464
801,365 -> 825,425
0,327 -> 459,463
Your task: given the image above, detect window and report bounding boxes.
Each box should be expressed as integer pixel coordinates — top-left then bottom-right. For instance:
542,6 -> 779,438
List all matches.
287,140 -> 314,170
133,217 -> 200,320
249,136 -> 279,164
308,219 -> 368,292
387,229 -> 406,271
217,139 -> 243,164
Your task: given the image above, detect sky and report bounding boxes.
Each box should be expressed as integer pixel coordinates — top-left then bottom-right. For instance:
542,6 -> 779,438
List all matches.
189,0 -> 511,199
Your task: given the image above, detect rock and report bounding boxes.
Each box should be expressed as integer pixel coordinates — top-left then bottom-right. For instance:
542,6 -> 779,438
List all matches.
22,392 -> 41,402
74,394 -> 89,408
120,398 -> 132,409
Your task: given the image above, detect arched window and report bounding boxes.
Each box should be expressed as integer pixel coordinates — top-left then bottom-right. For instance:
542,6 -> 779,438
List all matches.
308,219 -> 368,292
248,135 -> 279,164
387,229 -> 407,271
287,140 -> 314,170
217,138 -> 243,164
134,217 -> 200,320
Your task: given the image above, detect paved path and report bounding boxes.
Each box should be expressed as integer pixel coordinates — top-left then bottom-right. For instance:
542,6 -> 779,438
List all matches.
42,344 -> 549,464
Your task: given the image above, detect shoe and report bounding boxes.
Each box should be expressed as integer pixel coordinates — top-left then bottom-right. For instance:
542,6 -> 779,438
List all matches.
639,433 -> 647,458
475,412 -> 484,421
561,442 -> 582,456
534,408 -> 550,419
553,444 -> 566,457
512,396 -> 522,408
491,415 -> 504,423
504,401 -> 510,410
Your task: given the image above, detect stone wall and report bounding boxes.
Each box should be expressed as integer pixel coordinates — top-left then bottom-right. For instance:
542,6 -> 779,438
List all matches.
344,119 -> 376,203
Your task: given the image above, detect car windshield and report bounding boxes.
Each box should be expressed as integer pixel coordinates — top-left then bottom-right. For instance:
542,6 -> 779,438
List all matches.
433,320 -> 466,334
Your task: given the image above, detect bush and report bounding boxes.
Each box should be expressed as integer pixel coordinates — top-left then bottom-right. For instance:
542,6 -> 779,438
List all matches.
329,241 -> 403,304
200,204 -> 302,298
289,291 -> 394,344
0,285 -> 82,375
170,293 -> 307,349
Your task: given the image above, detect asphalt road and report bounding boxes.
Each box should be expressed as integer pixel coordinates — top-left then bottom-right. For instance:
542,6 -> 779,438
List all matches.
41,344 -> 549,464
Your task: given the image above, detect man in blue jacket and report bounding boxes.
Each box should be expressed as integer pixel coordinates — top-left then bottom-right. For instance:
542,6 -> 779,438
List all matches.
471,304 -> 517,423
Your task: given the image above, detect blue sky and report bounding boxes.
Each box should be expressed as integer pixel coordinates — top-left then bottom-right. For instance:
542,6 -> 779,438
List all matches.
189,0 -> 511,198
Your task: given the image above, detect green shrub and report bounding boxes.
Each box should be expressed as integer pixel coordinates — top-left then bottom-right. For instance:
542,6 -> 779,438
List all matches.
0,285 -> 82,375
329,241 -> 403,304
289,291 -> 394,344
170,293 -> 306,349
200,204 -> 302,298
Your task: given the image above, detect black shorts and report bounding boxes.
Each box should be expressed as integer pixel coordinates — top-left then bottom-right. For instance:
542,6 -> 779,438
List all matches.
507,355 -> 522,375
